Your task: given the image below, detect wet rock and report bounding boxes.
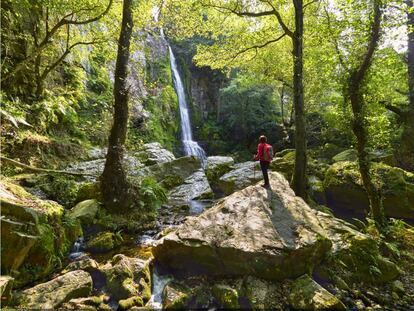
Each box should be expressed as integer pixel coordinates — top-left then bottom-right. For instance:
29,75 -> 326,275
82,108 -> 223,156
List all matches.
162,281 -> 190,309
289,275 -> 346,310
86,231 -> 123,253
154,172 -> 332,281
217,161 -> 262,195
324,161 -> 414,220
0,276 -> 14,306
168,169 -> 213,204
135,142 -> 175,166
68,199 -> 100,226
17,270 -> 92,309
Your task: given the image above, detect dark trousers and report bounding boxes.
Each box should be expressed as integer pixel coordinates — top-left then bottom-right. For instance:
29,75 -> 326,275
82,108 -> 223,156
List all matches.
260,161 -> 270,185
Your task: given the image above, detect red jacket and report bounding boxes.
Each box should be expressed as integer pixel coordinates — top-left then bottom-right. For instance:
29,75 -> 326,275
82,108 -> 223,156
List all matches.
254,143 -> 272,162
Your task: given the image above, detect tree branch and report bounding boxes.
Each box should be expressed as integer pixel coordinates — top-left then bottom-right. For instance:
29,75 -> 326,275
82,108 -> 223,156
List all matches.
225,33 -> 287,65
0,156 -> 96,177
1,0 -> 113,82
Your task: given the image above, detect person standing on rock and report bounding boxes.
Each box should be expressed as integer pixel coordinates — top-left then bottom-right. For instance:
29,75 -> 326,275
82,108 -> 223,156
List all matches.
254,135 -> 273,188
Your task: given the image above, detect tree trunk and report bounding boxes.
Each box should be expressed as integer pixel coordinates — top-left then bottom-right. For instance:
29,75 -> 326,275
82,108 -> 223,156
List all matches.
348,0 -> 385,227
397,0 -> 414,171
291,0 -> 307,200
101,0 -> 134,213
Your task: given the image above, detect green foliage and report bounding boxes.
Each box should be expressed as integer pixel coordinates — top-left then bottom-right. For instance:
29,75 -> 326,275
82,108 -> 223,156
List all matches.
38,175 -> 81,208
137,177 -> 168,212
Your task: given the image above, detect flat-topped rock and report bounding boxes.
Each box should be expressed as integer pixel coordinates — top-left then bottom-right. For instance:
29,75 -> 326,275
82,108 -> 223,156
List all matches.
153,172 -> 332,281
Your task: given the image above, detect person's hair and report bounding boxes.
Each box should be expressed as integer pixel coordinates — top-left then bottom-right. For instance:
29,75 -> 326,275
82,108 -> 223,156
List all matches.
259,135 -> 267,143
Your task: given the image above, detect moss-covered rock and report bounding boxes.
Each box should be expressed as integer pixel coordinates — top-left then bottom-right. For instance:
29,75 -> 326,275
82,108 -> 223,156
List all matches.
206,156 -> 234,187
134,156 -> 202,190
118,296 -> 144,310
86,231 -> 123,253
289,275 -> 346,310
76,182 -> 102,202
324,161 -> 414,219
332,149 -> 358,163
212,284 -> 240,309
68,199 -> 100,226
0,180 -> 82,287
100,254 -> 151,302
162,281 -> 190,309
60,296 -> 111,311
16,270 -> 92,309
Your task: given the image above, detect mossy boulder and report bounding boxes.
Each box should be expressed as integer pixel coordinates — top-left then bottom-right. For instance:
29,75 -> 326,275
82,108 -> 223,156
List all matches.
212,284 -> 240,309
16,270 -> 92,309
315,212 -> 400,284
76,182 -> 102,202
205,156 -> 234,186
63,258 -> 100,274
68,199 -> 100,226
100,254 -> 151,302
162,281 -> 190,309
0,180 -> 82,287
324,161 -> 414,220
118,296 -> 144,310
134,156 -> 202,190
289,275 -> 346,310
86,231 -> 123,253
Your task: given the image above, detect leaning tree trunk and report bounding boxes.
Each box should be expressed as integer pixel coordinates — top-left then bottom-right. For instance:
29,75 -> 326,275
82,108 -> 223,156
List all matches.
101,0 -> 134,213
348,0 -> 385,228
291,0 -> 307,200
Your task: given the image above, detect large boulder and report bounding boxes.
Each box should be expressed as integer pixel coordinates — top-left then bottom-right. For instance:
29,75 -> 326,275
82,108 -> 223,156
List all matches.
16,270 -> 92,309
0,180 -> 82,287
217,161 -> 262,195
168,169 -> 213,204
324,161 -> 414,220
153,172 -> 332,281
314,212 -> 400,284
135,142 -> 176,165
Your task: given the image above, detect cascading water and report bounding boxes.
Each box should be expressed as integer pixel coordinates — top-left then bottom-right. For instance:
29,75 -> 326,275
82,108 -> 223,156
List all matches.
161,31 -> 207,164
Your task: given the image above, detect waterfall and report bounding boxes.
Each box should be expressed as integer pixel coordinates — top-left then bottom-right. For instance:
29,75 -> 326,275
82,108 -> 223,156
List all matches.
161,31 -> 207,163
